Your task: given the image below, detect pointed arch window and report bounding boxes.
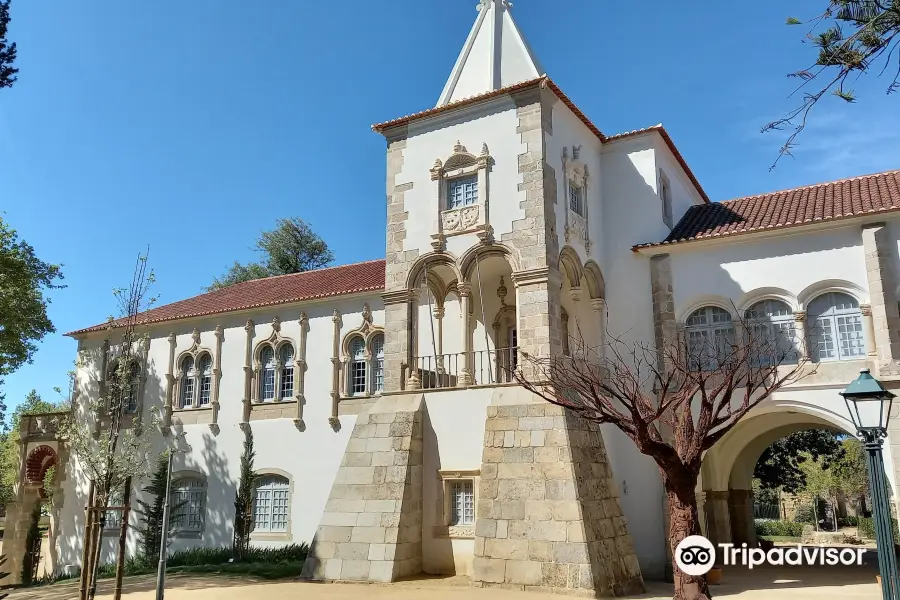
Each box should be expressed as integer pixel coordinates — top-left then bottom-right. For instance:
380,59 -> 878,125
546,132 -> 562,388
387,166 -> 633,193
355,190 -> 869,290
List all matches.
198,354 -> 213,406
807,292 -> 865,362
259,346 -> 276,401
179,356 -> 196,409
279,344 -> 295,400
372,334 -> 385,393
745,300 -> 798,365
685,306 -> 735,370
107,358 -> 142,414
348,337 -> 367,396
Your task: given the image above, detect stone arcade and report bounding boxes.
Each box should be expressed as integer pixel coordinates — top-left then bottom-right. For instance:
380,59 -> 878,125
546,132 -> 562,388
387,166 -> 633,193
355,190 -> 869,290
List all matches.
6,0 -> 900,596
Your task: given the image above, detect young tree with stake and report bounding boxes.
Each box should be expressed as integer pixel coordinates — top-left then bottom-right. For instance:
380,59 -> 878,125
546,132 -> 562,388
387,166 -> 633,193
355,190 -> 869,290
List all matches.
514,315 -> 810,600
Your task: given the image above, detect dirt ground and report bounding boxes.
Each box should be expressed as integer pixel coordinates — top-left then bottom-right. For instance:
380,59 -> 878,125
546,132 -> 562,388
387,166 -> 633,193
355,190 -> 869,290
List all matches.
3,562 -> 884,600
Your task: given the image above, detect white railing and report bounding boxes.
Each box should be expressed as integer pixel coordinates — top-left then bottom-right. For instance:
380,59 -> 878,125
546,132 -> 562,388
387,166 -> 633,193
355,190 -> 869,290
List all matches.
409,347 -> 519,389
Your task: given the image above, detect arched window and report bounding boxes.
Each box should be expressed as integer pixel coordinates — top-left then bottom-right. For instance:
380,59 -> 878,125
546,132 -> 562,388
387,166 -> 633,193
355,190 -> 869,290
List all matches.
685,306 -> 735,370
180,356 -> 195,409
259,346 -> 276,401
125,362 -> 141,413
348,337 -> 367,396
371,334 -> 385,393
253,474 -> 290,534
108,359 -> 141,414
279,345 -> 295,400
808,292 -> 865,362
198,354 -> 213,406
745,299 -> 797,364
170,476 -> 207,535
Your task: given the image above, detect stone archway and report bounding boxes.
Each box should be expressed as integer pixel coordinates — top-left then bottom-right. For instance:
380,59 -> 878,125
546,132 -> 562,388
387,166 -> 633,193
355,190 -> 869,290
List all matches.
25,444 -> 58,496
699,402 -> 860,548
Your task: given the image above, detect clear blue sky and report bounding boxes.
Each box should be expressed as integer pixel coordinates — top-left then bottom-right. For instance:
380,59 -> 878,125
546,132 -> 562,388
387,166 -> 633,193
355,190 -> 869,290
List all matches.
2,1 -> 898,414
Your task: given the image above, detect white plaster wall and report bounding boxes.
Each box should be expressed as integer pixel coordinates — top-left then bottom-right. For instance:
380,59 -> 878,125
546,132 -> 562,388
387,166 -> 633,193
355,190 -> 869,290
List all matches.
400,100 -> 526,263
669,224 -> 867,314
421,388 -> 494,575
545,94 -> 604,268
652,137 -> 704,227
53,295 -> 382,569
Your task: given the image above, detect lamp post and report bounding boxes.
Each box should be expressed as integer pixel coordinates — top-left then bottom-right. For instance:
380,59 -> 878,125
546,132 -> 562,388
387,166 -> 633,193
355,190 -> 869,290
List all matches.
841,368 -> 900,600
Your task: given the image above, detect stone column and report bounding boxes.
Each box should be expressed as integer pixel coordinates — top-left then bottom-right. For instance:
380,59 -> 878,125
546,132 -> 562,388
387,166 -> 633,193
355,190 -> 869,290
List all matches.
862,223 -> 900,374
458,283 -> 473,386
301,394 -> 425,583
793,311 -> 808,360
861,304 -> 877,356
591,298 -> 607,361
649,254 -> 677,373
703,491 -> 732,547
433,306 -> 445,375
728,490 -> 756,546
383,290 -> 414,393
569,287 -> 581,354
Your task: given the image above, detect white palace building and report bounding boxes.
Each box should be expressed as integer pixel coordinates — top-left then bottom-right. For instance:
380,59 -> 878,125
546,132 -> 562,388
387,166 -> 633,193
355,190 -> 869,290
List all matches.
9,0 -> 900,595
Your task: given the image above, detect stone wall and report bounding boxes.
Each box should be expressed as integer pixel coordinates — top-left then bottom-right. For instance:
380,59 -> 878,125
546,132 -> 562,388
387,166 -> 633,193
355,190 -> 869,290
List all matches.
472,390 -> 644,597
301,395 -> 424,582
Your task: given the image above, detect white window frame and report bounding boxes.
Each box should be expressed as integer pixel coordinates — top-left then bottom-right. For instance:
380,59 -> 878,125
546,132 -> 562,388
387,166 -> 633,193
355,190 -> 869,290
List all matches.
685,306 -> 735,371
179,355 -> 196,409
371,334 -> 385,393
198,354 -> 213,406
569,182 -> 584,217
436,470 -> 479,539
252,473 -> 291,539
279,344 -> 295,401
348,336 -> 367,396
807,292 -> 865,362
169,475 -> 207,537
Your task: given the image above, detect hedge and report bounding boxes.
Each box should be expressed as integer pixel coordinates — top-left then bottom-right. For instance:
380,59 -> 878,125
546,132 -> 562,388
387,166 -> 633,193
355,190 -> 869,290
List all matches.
857,517 -> 899,542
754,519 -> 805,537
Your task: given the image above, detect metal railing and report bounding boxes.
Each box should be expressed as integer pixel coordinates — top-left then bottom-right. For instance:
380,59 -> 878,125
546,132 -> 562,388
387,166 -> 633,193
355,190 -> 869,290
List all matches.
410,347 -> 519,389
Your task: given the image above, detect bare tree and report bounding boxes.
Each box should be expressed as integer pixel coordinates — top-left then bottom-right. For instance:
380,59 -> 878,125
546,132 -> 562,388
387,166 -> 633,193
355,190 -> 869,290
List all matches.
57,251 -> 162,600
514,314 -> 811,600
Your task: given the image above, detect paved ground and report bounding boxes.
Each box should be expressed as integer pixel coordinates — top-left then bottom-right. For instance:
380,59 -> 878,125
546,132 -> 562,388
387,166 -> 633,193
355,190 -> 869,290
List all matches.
2,561 -> 884,600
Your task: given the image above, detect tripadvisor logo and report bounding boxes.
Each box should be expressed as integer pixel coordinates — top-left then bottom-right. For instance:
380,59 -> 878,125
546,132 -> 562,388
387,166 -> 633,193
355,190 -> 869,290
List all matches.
675,535 -> 866,576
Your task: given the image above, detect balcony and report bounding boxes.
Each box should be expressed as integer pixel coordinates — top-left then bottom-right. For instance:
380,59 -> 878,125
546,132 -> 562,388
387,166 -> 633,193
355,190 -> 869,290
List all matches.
408,347 -> 519,390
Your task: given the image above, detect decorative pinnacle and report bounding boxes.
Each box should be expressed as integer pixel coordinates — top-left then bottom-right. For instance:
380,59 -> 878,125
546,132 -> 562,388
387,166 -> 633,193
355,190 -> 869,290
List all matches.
497,276 -> 508,306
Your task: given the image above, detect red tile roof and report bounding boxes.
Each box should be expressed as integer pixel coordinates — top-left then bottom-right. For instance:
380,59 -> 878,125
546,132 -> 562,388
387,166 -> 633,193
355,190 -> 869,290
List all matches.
372,77 -> 709,204
633,169 -> 900,251
67,260 -> 386,336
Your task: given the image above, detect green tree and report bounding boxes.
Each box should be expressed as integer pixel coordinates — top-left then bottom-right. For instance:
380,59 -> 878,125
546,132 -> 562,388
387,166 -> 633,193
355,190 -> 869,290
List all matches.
0,0 -> 18,90
754,429 -> 844,493
0,216 -> 65,405
209,217 -> 332,290
833,437 -> 870,514
232,429 -> 256,559
20,502 -> 42,585
766,1 -> 900,166
134,452 -> 180,565
0,390 -> 63,505
799,452 -> 841,531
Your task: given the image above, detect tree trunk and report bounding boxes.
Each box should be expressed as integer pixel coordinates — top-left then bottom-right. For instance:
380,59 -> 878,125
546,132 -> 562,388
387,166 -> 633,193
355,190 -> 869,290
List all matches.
666,480 -> 712,600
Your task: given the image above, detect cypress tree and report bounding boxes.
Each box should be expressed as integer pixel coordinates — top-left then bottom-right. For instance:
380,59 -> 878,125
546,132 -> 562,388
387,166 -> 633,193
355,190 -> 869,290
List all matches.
233,429 -> 256,559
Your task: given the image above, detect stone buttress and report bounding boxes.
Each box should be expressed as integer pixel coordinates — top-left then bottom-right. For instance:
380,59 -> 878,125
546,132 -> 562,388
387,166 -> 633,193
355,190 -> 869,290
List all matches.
472,389 -> 645,597
301,395 -> 424,582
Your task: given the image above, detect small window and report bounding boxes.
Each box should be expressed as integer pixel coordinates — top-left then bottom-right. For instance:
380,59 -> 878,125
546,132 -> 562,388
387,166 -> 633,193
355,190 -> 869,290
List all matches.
447,176 -> 478,209
280,345 -> 295,400
125,362 -> 141,413
198,354 -> 212,406
253,475 -> 290,534
448,480 -> 474,526
660,172 -> 673,228
260,346 -> 276,401
170,477 -> 206,535
745,300 -> 798,365
569,183 -> 584,216
180,356 -> 195,409
372,335 -> 385,393
349,337 -> 367,396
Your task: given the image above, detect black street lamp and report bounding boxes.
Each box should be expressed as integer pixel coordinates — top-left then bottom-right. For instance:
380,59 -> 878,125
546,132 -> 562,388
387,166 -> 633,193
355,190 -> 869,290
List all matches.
841,368 -> 900,600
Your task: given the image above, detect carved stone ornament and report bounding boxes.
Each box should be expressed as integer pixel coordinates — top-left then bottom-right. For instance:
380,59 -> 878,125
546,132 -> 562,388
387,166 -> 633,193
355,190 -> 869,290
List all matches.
442,205 -> 481,232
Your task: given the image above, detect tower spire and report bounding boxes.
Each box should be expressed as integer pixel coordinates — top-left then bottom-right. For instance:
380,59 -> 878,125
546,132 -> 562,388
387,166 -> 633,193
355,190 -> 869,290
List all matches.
436,0 -> 544,107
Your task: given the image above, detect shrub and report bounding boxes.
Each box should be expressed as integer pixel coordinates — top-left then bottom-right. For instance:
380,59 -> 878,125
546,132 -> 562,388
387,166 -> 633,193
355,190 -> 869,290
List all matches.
837,515 -> 859,527
858,516 -> 900,541
754,519 -> 805,537
793,504 -> 816,524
